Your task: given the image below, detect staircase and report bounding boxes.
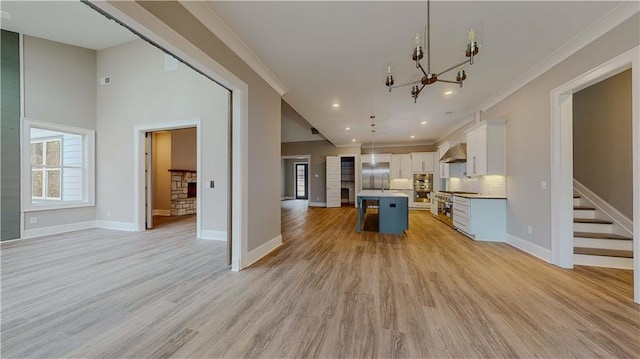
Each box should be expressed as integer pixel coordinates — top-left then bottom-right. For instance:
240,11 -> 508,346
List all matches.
573,194 -> 633,269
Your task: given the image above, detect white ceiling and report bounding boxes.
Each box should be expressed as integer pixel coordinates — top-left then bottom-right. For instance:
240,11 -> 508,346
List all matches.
208,1 -> 621,147
0,1 -> 624,147
0,1 -> 137,50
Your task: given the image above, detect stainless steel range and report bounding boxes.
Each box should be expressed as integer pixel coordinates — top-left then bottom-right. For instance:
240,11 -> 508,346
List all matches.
434,191 -> 477,227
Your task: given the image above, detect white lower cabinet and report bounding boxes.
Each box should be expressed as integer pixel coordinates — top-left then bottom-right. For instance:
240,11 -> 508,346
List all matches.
453,196 -> 506,241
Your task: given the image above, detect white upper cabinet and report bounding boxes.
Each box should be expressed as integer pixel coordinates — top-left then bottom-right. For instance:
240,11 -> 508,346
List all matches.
465,119 -> 506,176
411,152 -> 435,173
390,154 -> 412,179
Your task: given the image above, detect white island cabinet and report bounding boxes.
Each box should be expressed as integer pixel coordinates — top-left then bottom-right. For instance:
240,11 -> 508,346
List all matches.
453,195 -> 506,241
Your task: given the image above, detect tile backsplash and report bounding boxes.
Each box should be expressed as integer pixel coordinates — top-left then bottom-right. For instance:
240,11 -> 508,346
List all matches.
447,175 -> 506,197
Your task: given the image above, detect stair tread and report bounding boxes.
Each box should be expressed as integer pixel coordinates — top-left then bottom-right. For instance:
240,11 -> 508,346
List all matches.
574,206 -> 595,210
574,218 -> 613,224
574,247 -> 633,258
574,232 -> 632,240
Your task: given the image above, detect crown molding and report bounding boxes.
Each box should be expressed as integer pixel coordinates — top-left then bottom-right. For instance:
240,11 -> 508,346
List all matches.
479,2 -> 639,112
180,1 -> 289,96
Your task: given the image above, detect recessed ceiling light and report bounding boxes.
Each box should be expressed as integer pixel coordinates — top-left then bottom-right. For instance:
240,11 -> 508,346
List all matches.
345,127 -> 350,130
444,90 -> 454,95
410,135 -> 415,139
421,121 -> 427,125
352,139 -> 356,142
332,103 -> 340,108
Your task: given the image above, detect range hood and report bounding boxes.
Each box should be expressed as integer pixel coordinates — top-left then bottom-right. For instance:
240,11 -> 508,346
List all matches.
440,143 -> 467,163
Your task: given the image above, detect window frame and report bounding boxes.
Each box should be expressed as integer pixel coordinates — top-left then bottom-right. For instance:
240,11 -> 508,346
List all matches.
22,119 -> 95,211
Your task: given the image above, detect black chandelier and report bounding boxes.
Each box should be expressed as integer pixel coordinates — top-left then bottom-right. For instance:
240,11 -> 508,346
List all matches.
385,0 -> 480,103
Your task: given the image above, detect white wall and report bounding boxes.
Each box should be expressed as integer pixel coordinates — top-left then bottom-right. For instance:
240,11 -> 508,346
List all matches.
96,39 -> 229,235
22,35 -> 97,230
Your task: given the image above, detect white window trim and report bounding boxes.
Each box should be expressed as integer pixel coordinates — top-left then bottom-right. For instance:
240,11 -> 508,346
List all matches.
22,118 -> 95,212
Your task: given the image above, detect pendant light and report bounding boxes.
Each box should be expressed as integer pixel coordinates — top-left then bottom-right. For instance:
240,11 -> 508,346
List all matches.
370,115 -> 376,164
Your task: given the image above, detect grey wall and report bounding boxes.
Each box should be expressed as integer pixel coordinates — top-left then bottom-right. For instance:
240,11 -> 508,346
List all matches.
573,69 -> 632,219
137,1 -> 282,251
480,14 -> 639,248
171,127 -> 197,170
1,30 -> 21,241
96,39 -> 229,235
22,35 -> 97,231
281,141 -> 360,203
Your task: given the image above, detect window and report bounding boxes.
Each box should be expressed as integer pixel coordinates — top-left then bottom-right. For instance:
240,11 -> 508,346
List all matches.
23,120 -> 95,211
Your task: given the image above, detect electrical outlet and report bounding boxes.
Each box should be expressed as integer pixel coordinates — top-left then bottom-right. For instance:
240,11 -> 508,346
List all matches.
527,225 -> 533,235
29,217 -> 38,224
316,197 -> 320,201
540,181 -> 547,191
99,76 -> 111,85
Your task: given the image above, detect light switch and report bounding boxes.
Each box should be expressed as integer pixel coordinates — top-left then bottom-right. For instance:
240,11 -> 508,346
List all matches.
540,181 -> 547,191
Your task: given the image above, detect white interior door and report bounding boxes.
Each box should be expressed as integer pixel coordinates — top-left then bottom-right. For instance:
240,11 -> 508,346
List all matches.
145,132 -> 153,229
326,156 -> 340,207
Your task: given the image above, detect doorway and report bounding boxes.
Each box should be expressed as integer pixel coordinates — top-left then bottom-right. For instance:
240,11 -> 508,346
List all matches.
295,163 -> 308,200
145,128 -> 197,230
550,46 -> 639,303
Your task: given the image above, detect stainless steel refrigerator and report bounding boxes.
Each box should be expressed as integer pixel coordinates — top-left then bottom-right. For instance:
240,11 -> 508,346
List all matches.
362,162 -> 390,190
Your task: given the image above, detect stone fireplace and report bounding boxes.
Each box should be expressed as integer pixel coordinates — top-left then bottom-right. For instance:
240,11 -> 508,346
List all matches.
169,169 -> 197,216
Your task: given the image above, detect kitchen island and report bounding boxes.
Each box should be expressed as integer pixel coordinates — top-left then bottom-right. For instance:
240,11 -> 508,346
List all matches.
356,190 -> 409,235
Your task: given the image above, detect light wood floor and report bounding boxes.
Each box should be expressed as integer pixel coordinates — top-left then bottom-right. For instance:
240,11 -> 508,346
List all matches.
1,200 -> 638,358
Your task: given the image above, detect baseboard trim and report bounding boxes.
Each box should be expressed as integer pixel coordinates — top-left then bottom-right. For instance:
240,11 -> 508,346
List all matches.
152,209 -> 171,216
308,202 -> 326,207
245,234 -> 282,268
200,230 -> 227,241
21,220 -> 97,239
95,220 -> 138,232
506,234 -> 552,263
281,196 -> 294,200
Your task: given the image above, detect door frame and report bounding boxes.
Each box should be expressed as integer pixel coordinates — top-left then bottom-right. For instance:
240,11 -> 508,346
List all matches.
339,154 -> 361,208
550,45 -> 639,303
134,120 -> 202,236
90,1 -> 249,272
281,155 -> 310,201
294,162 -> 309,200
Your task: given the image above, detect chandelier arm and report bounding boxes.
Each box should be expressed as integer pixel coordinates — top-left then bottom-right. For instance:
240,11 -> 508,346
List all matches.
389,79 -> 421,90
436,79 -> 462,85
417,62 -> 428,77
436,59 -> 471,78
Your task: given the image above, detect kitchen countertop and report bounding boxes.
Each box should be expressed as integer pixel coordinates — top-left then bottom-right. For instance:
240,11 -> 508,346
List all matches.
453,194 -> 507,199
357,190 -> 409,198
